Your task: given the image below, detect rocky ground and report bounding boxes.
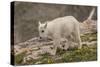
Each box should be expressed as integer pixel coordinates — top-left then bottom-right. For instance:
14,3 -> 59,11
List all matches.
13,21 -> 97,65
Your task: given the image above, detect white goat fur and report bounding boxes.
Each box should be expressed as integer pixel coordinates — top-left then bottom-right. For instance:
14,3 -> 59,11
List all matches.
38,16 -> 81,55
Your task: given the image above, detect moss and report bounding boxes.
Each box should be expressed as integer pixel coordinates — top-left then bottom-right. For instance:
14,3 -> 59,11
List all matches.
15,52 -> 26,65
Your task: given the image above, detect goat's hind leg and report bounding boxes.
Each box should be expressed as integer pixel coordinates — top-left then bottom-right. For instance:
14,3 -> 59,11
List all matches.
74,29 -> 82,49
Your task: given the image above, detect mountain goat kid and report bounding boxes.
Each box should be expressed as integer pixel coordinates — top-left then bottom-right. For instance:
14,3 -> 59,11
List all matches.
38,16 -> 81,55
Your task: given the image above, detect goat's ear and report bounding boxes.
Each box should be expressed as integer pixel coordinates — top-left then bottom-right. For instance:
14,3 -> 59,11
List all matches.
44,22 -> 47,28
38,21 -> 41,25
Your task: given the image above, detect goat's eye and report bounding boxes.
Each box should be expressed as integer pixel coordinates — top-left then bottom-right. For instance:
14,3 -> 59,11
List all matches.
41,30 -> 44,33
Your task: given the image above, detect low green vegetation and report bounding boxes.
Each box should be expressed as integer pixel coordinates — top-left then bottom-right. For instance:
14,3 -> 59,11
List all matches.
61,46 -> 97,62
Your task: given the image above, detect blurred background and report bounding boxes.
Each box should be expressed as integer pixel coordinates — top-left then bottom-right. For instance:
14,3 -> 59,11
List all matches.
13,1 -> 97,44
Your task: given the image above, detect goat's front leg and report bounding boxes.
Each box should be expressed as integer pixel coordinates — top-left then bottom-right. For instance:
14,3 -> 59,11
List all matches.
50,34 -> 60,55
